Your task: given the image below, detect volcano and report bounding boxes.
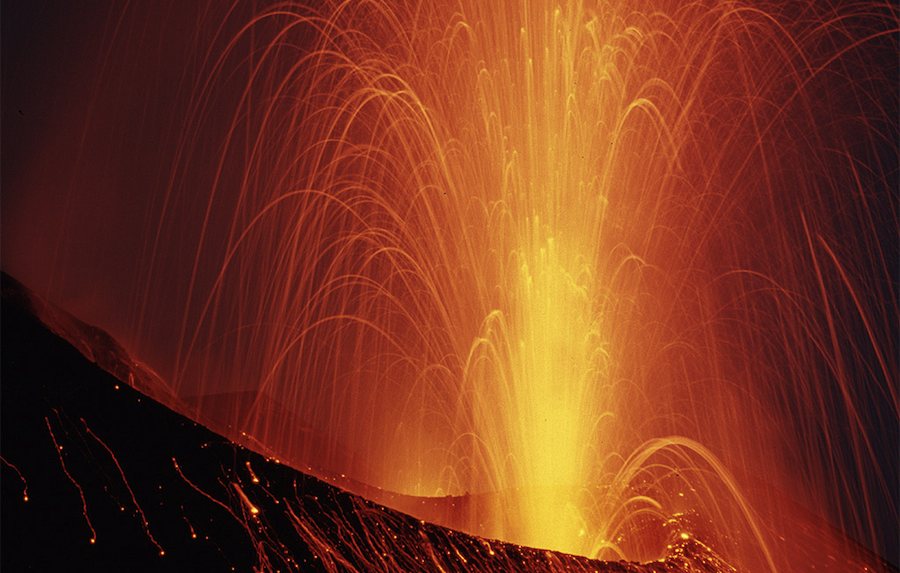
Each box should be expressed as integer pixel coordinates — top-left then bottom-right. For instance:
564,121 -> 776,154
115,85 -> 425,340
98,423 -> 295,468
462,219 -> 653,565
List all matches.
1,271 -> 745,571
2,272 -> 895,571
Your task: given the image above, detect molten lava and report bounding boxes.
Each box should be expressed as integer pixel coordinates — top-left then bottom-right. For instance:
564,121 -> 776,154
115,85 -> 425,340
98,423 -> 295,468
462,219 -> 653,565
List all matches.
2,0 -> 896,570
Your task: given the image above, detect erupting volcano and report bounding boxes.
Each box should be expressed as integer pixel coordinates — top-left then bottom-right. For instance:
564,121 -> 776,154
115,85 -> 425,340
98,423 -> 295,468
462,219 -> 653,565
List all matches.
2,0 -> 897,571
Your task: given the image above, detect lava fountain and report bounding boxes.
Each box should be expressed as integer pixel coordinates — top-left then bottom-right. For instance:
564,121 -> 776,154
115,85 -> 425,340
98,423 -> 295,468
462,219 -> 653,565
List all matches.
3,0 -> 897,570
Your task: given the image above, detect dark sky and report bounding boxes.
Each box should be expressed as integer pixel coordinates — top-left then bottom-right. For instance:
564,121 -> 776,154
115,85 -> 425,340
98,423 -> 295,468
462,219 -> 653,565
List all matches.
3,1 -> 240,369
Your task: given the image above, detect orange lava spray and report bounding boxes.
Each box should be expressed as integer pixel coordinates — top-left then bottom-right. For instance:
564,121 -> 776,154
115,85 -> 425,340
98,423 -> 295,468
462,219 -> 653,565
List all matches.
3,0 -> 896,569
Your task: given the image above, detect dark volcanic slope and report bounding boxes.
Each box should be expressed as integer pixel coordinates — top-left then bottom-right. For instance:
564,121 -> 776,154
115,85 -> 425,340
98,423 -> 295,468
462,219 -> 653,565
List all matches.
0,273 -> 732,572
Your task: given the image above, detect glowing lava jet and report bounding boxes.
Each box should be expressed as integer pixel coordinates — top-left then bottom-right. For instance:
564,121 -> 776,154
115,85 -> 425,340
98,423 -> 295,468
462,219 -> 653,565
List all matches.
3,0 -> 896,570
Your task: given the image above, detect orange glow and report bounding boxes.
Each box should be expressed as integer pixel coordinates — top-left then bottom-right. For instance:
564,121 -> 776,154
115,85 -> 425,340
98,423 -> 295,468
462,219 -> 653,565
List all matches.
246,460 -> 261,484
81,418 -> 165,555
3,0 -> 896,569
1,456 -> 29,503
45,415 -> 96,546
